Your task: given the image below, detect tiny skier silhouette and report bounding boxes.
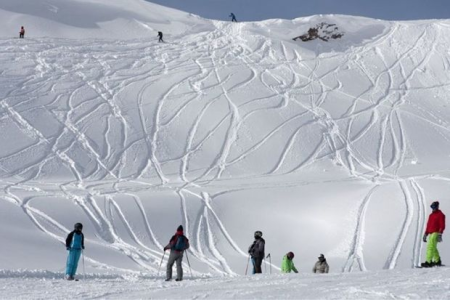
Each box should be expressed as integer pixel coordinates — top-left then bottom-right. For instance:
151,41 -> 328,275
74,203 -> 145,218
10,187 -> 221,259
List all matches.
19,26 -> 25,38
158,31 -> 164,43
229,13 -> 237,23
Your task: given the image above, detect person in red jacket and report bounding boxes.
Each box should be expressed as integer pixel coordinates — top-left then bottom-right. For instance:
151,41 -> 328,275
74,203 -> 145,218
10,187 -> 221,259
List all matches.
421,201 -> 445,267
163,225 -> 190,281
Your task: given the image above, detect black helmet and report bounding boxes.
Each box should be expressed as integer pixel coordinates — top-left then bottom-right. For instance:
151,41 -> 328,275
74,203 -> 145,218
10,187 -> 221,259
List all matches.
287,252 -> 294,259
254,231 -> 262,238
74,223 -> 83,231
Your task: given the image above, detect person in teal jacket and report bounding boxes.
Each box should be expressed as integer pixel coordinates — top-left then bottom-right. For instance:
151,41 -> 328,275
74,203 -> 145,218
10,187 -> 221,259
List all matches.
281,252 -> 298,273
65,223 -> 85,280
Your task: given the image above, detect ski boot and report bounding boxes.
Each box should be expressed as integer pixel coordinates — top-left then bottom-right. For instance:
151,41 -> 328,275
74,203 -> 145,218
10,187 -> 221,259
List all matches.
421,262 -> 432,268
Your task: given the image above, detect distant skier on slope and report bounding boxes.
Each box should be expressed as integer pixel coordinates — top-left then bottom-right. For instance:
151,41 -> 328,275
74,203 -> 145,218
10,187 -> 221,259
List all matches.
313,254 -> 329,273
421,201 -> 445,267
19,26 -> 25,39
229,13 -> 237,22
65,223 -> 85,281
158,31 -> 164,43
248,231 -> 265,274
281,252 -> 298,273
164,225 -> 190,281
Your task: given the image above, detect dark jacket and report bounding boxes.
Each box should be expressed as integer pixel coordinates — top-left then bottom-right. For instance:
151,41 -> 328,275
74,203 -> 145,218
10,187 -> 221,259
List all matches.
164,231 -> 190,253
66,230 -> 85,249
248,237 -> 265,258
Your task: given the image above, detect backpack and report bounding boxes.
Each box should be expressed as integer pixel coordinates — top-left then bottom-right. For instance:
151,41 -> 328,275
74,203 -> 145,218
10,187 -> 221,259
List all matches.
173,235 -> 187,251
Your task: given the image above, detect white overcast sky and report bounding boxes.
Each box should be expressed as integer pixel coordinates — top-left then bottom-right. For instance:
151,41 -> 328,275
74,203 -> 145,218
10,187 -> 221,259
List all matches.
147,0 -> 450,21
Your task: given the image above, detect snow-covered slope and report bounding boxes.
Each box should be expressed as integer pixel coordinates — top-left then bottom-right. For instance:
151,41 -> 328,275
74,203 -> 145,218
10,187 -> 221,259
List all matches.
0,0 -> 211,39
1,0 -> 450,285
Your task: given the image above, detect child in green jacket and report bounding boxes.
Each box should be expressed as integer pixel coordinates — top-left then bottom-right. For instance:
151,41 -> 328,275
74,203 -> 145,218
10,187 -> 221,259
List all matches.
281,252 -> 298,273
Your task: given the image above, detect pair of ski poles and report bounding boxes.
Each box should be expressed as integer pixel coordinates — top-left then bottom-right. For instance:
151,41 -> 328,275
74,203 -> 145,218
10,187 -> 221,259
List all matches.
158,250 -> 193,278
245,253 -> 272,275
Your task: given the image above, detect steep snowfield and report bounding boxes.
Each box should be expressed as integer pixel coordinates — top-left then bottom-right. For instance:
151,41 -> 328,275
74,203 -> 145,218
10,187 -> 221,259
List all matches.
2,0 -> 450,297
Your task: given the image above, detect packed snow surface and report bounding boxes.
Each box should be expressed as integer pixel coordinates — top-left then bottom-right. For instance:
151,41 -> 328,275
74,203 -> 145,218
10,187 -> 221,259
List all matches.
1,0 -> 450,297
1,268 -> 450,299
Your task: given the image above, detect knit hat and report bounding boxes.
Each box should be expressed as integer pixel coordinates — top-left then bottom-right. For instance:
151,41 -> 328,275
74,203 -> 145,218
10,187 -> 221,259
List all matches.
431,201 -> 440,210
177,225 -> 183,232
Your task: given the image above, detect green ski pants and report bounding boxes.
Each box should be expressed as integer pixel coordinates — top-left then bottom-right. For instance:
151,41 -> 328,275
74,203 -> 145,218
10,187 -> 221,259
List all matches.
426,232 -> 440,263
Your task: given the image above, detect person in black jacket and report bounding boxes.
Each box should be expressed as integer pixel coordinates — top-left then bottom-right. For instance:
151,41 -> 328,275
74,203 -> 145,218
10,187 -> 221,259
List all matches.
164,225 -> 190,281
248,230 -> 265,274
65,223 -> 85,280
158,31 -> 164,43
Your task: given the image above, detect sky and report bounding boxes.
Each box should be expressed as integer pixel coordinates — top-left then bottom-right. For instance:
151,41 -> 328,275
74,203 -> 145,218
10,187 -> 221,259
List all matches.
147,0 -> 450,22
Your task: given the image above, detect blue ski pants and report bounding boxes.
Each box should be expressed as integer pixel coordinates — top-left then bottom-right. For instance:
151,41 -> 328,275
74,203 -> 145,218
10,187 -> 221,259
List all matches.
66,249 -> 82,276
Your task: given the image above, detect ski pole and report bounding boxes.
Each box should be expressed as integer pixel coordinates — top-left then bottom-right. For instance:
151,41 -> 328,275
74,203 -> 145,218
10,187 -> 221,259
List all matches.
82,250 -> 86,280
266,253 -> 272,274
157,252 -> 166,277
185,250 -> 193,278
245,256 -> 250,275
264,256 -> 267,273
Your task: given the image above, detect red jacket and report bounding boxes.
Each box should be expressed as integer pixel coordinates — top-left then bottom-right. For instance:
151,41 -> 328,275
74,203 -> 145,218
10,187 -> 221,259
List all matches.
425,210 -> 445,234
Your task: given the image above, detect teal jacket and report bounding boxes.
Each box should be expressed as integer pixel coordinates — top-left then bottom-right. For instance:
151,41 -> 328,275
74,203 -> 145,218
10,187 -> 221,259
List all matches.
281,255 -> 298,273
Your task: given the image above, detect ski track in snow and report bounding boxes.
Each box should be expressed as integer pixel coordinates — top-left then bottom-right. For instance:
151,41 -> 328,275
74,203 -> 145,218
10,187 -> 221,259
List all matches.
1,19 -> 450,276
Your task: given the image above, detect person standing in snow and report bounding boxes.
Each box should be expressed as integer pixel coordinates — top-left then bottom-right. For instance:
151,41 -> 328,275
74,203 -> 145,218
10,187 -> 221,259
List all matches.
422,201 -> 445,267
65,223 -> 85,280
313,254 -> 329,274
158,31 -> 164,43
19,26 -> 25,39
229,13 -> 237,22
281,252 -> 298,273
164,225 -> 190,281
248,231 -> 265,274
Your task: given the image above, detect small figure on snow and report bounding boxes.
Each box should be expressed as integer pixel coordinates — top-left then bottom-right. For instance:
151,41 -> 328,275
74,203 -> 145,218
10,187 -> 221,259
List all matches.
19,26 -> 25,39
229,13 -> 237,23
158,31 -> 164,43
313,254 -> 329,273
164,225 -> 190,281
248,230 -> 265,274
65,223 -> 85,280
281,251 -> 298,273
421,201 -> 445,267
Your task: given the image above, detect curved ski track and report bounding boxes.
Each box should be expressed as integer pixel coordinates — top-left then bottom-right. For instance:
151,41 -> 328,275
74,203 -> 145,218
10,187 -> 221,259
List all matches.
0,21 -> 450,275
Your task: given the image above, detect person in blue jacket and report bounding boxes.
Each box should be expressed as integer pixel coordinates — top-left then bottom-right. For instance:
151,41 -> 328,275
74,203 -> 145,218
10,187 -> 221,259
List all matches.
229,13 -> 237,22
65,223 -> 85,280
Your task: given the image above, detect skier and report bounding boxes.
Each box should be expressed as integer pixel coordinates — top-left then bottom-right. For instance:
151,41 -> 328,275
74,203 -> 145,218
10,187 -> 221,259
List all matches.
421,201 -> 445,267
313,254 -> 329,274
229,13 -> 237,23
281,252 -> 298,273
19,26 -> 25,39
65,223 -> 85,280
248,231 -> 265,274
158,31 -> 164,43
164,225 -> 190,281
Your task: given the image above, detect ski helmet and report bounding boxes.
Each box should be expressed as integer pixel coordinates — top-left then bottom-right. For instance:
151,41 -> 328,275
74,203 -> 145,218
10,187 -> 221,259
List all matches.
431,201 -> 439,210
287,252 -> 294,259
254,231 -> 262,238
74,223 -> 83,230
